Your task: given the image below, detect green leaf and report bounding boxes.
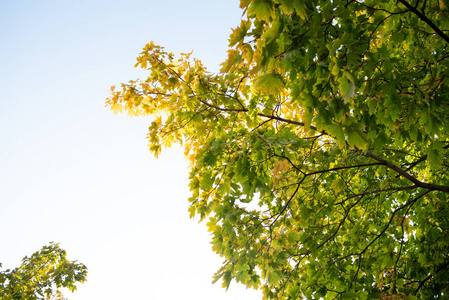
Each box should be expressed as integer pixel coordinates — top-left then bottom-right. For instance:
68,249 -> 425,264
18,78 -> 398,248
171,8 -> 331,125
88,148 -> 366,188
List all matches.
367,98 -> 377,115
346,124 -> 368,149
225,213 -> 238,222
427,141 -> 444,169
326,124 -> 346,145
267,271 -> 281,286
279,0 -> 307,19
254,73 -> 284,95
331,177 -> 345,193
236,271 -> 251,283
339,76 -> 355,103
381,254 -> 394,269
248,0 -> 273,21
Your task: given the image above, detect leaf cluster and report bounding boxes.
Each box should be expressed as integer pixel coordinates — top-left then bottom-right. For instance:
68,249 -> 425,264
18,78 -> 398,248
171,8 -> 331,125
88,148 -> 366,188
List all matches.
0,243 -> 87,300
107,0 -> 449,298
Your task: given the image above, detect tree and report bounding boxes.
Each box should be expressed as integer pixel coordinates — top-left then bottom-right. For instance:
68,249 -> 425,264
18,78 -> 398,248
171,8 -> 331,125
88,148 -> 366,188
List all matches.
106,0 -> 449,298
0,243 -> 87,300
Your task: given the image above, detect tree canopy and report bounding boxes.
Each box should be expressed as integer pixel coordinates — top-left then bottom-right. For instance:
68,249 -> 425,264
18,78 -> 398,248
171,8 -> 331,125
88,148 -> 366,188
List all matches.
106,0 -> 449,298
0,243 -> 87,300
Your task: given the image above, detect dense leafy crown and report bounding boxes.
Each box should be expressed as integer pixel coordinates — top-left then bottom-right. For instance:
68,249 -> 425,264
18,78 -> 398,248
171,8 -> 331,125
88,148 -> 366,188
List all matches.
0,243 -> 87,300
107,0 -> 449,298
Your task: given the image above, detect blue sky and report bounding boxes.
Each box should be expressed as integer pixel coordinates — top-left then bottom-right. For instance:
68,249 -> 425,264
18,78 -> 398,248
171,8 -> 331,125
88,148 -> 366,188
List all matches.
0,1 -> 262,299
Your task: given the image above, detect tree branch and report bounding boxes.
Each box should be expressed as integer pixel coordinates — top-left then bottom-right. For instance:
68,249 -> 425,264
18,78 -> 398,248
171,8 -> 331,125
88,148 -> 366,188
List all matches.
404,143 -> 449,172
193,98 -> 324,132
415,260 -> 449,295
360,189 -> 431,255
364,151 -> 449,193
397,0 -> 449,44
306,162 -> 384,177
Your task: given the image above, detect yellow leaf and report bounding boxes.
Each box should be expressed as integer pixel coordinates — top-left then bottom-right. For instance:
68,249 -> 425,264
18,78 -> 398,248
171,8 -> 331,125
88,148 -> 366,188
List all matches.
111,103 -> 123,114
140,59 -> 147,69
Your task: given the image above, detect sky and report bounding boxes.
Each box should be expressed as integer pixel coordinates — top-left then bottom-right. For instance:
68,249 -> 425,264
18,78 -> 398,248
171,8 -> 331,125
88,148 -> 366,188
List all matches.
0,1 -> 263,299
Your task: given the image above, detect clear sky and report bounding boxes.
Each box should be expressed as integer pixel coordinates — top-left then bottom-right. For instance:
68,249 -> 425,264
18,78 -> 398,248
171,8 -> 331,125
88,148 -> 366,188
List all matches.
0,1 -> 262,299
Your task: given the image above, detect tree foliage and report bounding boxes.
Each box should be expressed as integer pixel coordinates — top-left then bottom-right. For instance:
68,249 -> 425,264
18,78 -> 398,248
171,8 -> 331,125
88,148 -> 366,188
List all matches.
0,243 -> 87,300
106,0 -> 449,298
